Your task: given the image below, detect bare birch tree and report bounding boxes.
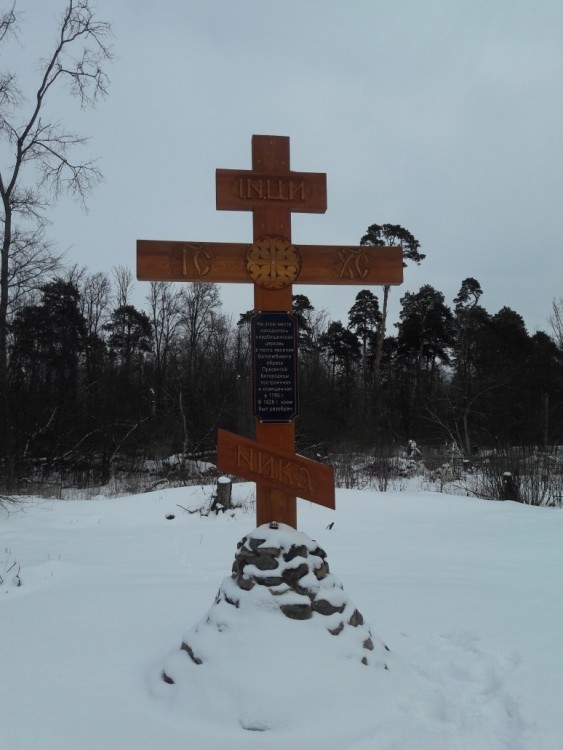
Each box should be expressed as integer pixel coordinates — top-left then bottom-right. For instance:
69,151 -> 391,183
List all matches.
146,280 -> 184,398
112,265 -> 135,309
0,1 -> 113,483
548,297 -> 563,351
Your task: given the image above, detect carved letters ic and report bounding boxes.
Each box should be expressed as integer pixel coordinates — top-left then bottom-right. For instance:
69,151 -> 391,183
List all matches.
182,244 -> 212,277
236,445 -> 313,492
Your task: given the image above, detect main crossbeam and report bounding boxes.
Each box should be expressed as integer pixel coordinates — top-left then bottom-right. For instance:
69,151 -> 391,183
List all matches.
137,240 -> 403,286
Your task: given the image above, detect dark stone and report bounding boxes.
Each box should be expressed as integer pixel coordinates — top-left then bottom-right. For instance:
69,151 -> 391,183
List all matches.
224,592 -> 240,608
363,637 -> 374,651
162,670 -> 175,684
180,641 -> 202,665
312,598 -> 346,616
232,558 -> 247,576
248,537 -> 267,552
311,546 -> 327,560
236,546 -> 256,559
280,602 -> 312,620
283,544 -> 308,562
255,546 -> 281,557
328,621 -> 344,636
348,609 -> 364,627
281,562 -> 309,586
237,575 -> 255,591
255,575 -> 284,587
252,554 -> 279,571
384,644 -> 390,652
361,656 -> 368,666
313,561 -> 329,580
269,585 -> 291,596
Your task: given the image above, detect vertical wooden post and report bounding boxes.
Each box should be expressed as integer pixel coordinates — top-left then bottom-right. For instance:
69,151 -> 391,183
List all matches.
251,135 -> 297,528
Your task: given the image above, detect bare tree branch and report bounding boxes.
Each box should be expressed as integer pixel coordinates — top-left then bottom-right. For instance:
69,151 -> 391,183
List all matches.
112,265 -> 134,309
0,1 -> 113,482
0,3 -> 16,45
548,298 -> 563,350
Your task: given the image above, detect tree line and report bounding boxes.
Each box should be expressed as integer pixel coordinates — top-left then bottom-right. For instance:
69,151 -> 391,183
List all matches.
1,245 -> 562,489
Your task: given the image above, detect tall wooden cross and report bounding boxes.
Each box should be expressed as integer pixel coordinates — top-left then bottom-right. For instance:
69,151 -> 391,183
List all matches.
137,135 -> 403,528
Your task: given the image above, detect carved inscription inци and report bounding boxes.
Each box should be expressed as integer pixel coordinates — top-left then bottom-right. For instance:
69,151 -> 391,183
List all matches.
239,177 -> 306,202
216,164 -> 327,214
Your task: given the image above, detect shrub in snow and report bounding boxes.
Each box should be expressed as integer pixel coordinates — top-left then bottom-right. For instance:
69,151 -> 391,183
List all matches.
448,446 -> 563,506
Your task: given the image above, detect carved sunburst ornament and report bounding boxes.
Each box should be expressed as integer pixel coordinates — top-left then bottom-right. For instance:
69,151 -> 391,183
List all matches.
246,236 -> 301,289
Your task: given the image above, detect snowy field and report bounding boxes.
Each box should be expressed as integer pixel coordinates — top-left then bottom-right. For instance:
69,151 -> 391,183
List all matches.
1,484 -> 562,750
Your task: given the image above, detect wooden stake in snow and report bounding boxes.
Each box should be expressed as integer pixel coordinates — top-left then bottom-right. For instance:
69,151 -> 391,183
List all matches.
215,476 -> 232,511
137,135 -> 403,528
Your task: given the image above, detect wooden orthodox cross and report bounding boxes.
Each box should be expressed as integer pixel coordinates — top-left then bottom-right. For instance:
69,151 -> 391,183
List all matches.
137,135 -> 403,528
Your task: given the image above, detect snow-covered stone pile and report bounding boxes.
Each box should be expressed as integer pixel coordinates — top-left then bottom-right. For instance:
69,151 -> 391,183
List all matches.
162,523 -> 390,688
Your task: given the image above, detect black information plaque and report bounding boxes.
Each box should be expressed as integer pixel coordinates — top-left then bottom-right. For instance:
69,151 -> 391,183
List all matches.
252,311 -> 298,423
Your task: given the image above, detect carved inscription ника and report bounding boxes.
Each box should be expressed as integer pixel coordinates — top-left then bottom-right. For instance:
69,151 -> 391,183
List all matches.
216,428 -> 335,508
236,445 -> 313,492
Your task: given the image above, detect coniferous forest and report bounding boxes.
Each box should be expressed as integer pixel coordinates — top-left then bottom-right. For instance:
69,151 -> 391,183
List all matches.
2,236 -> 563,492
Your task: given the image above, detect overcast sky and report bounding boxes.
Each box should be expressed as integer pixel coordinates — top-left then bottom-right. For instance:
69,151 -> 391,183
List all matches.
7,0 -> 563,333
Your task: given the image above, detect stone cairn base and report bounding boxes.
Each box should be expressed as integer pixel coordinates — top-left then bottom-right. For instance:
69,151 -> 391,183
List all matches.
162,523 -> 390,684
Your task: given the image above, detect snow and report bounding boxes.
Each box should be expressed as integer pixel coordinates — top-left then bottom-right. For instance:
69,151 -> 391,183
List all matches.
1,484 -> 562,749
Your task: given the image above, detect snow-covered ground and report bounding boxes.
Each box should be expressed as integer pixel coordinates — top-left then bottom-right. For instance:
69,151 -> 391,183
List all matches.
1,484 -> 562,749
